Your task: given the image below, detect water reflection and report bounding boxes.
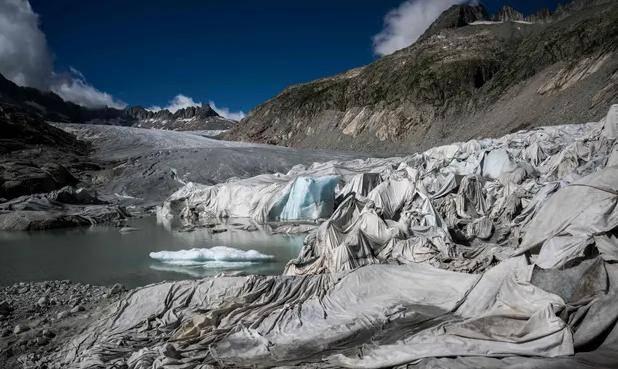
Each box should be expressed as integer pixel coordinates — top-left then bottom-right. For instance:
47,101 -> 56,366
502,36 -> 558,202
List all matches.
0,216 -> 304,288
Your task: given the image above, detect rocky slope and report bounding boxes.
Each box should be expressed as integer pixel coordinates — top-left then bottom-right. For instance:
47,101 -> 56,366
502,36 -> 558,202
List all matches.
0,104 -> 90,200
0,104 -> 130,231
0,74 -> 235,131
224,0 -> 618,154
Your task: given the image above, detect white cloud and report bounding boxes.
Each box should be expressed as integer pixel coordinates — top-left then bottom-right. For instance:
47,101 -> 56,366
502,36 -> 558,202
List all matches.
0,0 -> 124,109
145,105 -> 162,112
149,94 -> 201,113
51,70 -> 127,109
209,100 -> 245,121
372,0 -> 468,56
0,0 -> 53,89
148,94 -> 245,121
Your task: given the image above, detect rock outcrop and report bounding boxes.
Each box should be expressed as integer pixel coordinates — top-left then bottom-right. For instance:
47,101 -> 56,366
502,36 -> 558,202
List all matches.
0,104 -> 127,230
224,0 -> 618,154
0,104 -> 88,200
493,5 -> 524,22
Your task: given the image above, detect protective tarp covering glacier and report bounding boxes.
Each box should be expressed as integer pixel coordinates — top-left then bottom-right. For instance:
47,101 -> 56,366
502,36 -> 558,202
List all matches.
50,106 -> 618,369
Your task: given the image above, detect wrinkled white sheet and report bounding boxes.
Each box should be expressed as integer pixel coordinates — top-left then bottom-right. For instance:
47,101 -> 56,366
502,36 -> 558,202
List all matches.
55,105 -> 618,369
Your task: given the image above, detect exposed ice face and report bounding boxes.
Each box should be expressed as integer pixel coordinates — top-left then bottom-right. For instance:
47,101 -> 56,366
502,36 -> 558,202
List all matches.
270,175 -> 340,221
149,246 -> 274,267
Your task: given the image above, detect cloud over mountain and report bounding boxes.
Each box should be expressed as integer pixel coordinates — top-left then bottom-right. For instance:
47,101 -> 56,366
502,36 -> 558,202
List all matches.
0,0 -> 124,109
209,101 -> 246,121
373,0 -> 469,56
149,94 -> 245,120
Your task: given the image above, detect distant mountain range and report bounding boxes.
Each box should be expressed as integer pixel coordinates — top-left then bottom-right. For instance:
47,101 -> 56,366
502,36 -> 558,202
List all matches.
0,73 -> 235,131
225,0 -> 617,154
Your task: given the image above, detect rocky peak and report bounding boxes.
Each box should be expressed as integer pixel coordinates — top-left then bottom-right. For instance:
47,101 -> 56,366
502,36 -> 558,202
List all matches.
172,105 -> 219,119
493,5 -> 524,22
123,106 -> 150,120
526,8 -> 552,23
419,4 -> 488,41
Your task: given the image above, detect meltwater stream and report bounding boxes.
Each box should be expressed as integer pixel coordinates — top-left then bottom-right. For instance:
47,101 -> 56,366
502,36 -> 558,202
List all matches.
0,217 -> 304,288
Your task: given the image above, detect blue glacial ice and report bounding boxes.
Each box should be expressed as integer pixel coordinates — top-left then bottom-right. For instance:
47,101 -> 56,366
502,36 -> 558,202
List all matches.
268,175 -> 340,221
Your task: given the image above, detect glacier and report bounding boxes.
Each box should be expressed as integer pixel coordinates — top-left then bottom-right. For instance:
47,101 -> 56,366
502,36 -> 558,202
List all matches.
46,105 -> 618,369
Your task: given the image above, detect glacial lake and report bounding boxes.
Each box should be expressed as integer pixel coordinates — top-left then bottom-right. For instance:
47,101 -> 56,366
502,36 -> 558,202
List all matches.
0,217 -> 304,288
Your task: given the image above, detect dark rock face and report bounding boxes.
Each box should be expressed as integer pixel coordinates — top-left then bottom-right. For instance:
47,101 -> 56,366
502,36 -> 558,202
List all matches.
493,5 -> 524,22
526,8 -> 552,23
0,104 -> 88,154
0,104 -> 127,231
0,105 -> 87,200
0,162 -> 77,200
419,4 -> 489,41
224,0 -> 618,154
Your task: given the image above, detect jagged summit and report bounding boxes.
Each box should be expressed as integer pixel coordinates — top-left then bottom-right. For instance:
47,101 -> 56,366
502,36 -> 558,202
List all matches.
419,4 -> 488,41
124,104 -> 219,121
493,5 -> 524,22
128,104 -> 232,131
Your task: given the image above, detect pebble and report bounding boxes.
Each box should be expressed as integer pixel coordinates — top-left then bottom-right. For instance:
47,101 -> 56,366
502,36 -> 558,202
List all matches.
0,300 -> 12,315
57,311 -> 69,320
35,336 -> 50,346
13,324 -> 30,334
37,296 -> 50,307
42,329 -> 56,338
70,305 -> 85,314
107,283 -> 125,297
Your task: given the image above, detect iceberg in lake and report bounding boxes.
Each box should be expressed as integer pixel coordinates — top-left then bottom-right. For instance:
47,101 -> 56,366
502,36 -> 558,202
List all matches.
149,246 -> 274,266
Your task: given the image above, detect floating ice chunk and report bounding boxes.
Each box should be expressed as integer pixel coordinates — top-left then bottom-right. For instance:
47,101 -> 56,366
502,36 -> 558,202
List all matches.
149,246 -> 274,267
269,175 -> 340,221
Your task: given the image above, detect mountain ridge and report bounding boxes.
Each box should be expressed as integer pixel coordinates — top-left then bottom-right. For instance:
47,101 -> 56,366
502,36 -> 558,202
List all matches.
0,74 -> 235,131
224,0 -> 617,154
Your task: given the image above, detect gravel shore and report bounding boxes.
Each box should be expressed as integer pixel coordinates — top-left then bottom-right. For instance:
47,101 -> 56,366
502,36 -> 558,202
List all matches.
0,281 -> 125,368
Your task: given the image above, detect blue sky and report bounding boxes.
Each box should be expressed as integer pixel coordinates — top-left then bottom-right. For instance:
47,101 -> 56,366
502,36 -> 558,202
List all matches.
27,0 -> 569,113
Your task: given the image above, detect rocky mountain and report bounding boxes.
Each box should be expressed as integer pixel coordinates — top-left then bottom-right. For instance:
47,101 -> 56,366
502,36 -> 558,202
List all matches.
493,5 -> 524,22
0,74 -> 235,131
224,0 -> 617,154
86,105 -> 235,131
